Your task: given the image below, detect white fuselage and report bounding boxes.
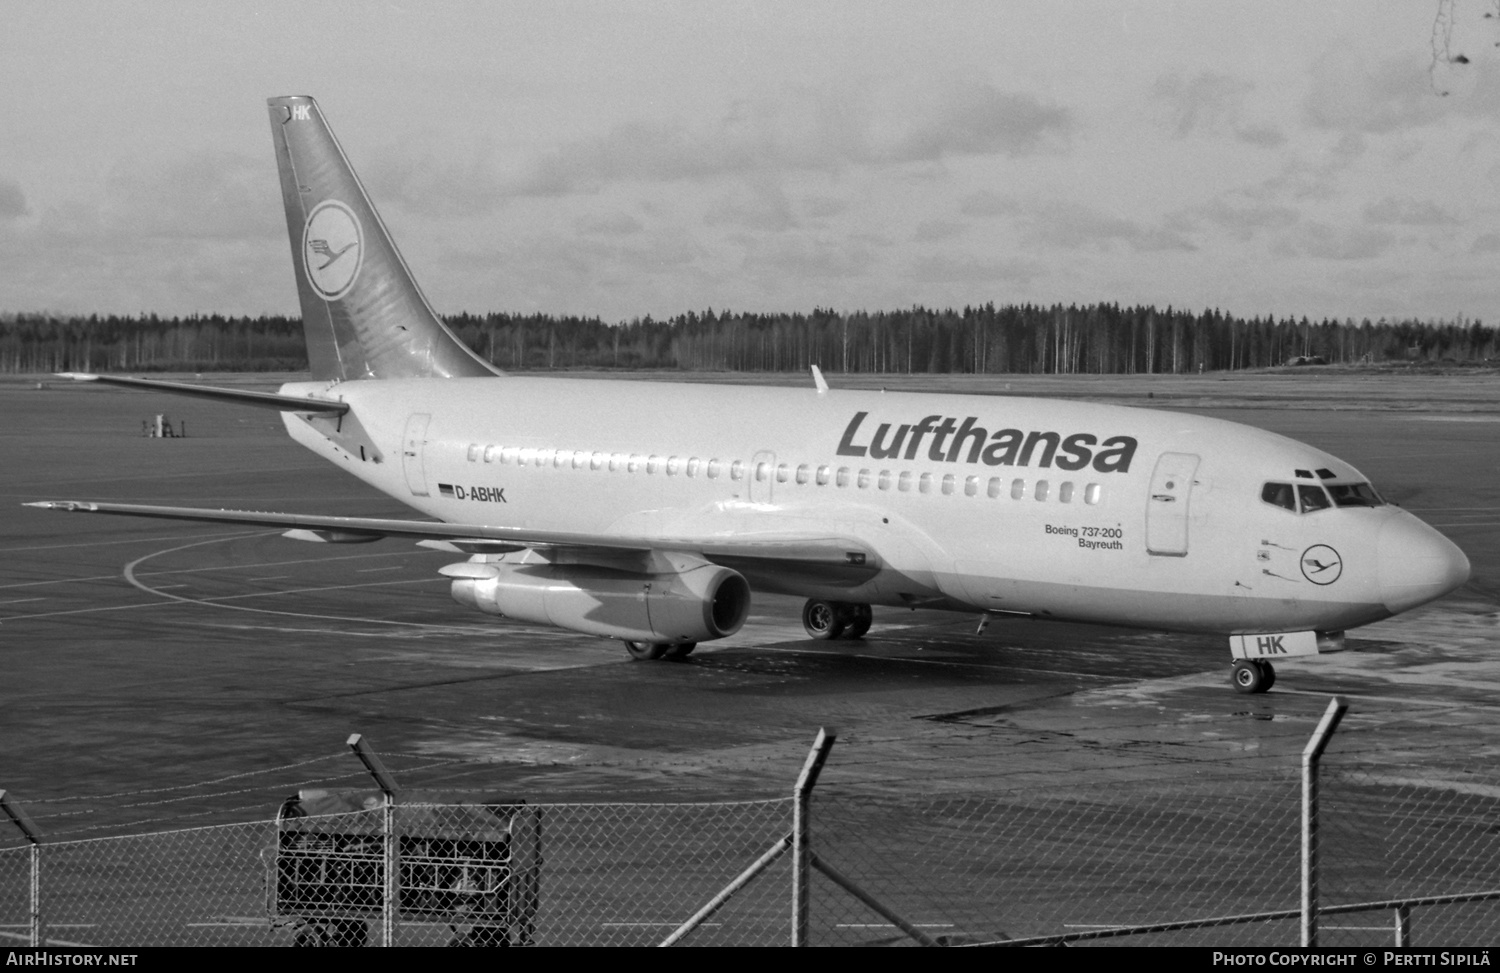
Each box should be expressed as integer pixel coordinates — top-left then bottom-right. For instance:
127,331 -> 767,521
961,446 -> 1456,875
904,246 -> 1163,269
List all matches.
281,376 -> 1467,636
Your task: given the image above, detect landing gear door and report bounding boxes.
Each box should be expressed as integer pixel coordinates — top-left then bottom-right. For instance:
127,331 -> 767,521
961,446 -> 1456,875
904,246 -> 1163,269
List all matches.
402,412 -> 432,497
1146,451 -> 1199,557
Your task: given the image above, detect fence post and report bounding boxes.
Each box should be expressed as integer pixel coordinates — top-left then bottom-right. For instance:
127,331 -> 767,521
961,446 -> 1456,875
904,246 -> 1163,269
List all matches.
0,790 -> 45,947
348,734 -> 401,948
792,727 -> 836,947
1301,697 -> 1348,948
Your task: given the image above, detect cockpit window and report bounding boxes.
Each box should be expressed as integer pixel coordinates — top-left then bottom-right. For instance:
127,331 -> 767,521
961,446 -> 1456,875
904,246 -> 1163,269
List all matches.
1327,482 -> 1384,508
1261,482 -> 1296,511
1298,484 -> 1332,513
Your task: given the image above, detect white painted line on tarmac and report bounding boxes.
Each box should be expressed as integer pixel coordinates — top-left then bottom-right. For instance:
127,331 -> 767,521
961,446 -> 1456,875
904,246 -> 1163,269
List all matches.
0,596 -> 43,605
0,528 -> 261,554
600,921 -> 721,927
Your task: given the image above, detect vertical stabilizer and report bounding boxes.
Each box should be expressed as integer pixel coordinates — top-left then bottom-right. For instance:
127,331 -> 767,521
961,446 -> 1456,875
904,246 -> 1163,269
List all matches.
268,96 -> 498,381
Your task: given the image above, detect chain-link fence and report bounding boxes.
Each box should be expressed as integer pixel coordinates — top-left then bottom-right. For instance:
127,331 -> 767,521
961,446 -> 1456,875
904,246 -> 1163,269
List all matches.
2,713 -> 1498,947
1318,754 -> 1500,948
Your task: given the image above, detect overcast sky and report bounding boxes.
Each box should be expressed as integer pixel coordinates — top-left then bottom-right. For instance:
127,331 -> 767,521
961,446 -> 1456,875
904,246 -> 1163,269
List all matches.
3,1 -> 1499,324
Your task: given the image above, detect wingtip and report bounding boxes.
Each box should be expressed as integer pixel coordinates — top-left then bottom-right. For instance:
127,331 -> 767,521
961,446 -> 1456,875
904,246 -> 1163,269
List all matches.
55,372 -> 99,382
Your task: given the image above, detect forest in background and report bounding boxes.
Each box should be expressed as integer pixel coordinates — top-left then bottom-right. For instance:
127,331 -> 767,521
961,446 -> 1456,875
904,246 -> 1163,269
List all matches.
1,304 -> 1496,375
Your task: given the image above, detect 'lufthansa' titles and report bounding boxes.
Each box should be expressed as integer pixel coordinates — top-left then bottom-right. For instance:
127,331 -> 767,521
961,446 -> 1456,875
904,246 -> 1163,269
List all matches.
836,412 -> 1138,474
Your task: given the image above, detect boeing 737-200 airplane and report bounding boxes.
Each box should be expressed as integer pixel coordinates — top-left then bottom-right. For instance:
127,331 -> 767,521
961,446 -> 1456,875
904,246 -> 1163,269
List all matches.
26,96 -> 1472,694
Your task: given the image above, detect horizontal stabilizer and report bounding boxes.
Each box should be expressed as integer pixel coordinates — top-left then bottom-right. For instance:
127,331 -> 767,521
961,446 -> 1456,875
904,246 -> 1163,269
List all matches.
56,373 -> 349,415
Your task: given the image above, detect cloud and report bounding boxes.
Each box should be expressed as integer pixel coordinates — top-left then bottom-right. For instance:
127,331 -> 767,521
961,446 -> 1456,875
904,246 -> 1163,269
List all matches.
1189,196 -> 1301,241
101,152 -> 282,242
1021,202 -> 1195,253
740,235 -> 876,280
1288,223 -> 1395,261
1304,53 -> 1500,135
704,177 -> 796,232
1470,233 -> 1500,253
498,82 -> 1068,199
913,219 -> 966,242
1154,72 -> 1253,137
577,211 -> 644,236
958,190 -> 1019,218
1362,196 -> 1459,226
885,83 -> 1070,162
907,253 -> 1036,285
0,180 -> 28,220
1153,72 -> 1284,147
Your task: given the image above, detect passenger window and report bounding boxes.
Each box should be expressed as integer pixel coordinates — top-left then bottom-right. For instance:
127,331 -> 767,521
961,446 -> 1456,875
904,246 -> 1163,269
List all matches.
755,462 -> 769,482
1036,480 -> 1050,501
519,447 -> 535,466
796,465 -> 810,485
1011,479 -> 1026,500
647,455 -> 661,474
572,451 -> 586,470
687,458 -> 700,477
987,477 -> 1002,499
898,471 -> 912,492
666,456 -> 680,475
858,469 -> 871,489
554,452 -> 567,469
729,460 -> 743,481
815,465 -> 830,486
536,449 -> 552,468
776,464 -> 790,483
482,445 -> 498,464
878,470 -> 892,490
502,447 -> 518,465
1059,482 -> 1073,503
964,476 -> 979,497
941,474 -> 955,495
1084,483 -> 1101,505
467,444 -> 480,462
836,467 -> 850,487
920,472 -> 933,494
706,459 -> 720,479
1298,484 -> 1332,513
628,455 -> 642,473
1261,482 -> 1296,511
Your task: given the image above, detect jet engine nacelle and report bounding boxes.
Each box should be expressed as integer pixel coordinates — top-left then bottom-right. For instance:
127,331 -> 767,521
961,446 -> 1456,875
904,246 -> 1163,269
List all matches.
448,557 -> 751,644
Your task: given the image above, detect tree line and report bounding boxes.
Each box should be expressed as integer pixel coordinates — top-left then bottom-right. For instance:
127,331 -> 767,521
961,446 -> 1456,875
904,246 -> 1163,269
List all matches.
1,304 -> 1495,375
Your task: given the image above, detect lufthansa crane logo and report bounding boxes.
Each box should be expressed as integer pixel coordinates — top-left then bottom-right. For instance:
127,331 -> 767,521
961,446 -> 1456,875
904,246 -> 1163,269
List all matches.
302,200 -> 363,300
1300,544 -> 1343,585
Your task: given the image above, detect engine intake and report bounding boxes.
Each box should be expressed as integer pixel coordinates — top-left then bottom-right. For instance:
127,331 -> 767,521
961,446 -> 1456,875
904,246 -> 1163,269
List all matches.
449,558 -> 751,644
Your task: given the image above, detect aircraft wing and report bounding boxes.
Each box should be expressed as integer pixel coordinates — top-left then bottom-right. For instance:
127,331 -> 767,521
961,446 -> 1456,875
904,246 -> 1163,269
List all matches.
23,500 -> 880,583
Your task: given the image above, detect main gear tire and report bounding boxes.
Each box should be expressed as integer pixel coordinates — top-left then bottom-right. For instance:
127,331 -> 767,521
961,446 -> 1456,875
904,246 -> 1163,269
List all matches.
802,599 -> 847,640
623,640 -> 669,661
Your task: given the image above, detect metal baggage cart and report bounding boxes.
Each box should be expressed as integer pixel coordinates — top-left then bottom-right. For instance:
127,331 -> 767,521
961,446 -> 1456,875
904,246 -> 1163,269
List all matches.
268,789 -> 540,946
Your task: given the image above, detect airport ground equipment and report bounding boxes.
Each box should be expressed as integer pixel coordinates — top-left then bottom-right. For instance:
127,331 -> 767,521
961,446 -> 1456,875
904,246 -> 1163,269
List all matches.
268,789 -> 540,946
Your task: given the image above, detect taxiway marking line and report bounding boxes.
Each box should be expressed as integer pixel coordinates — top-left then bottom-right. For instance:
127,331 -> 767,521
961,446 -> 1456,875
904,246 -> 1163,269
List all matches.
0,544 -> 421,591
0,527 -> 262,554
0,597 -> 43,605
757,644 -> 1119,679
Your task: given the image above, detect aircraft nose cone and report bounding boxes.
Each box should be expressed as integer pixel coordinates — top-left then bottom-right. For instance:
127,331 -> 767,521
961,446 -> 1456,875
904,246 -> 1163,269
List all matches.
1377,514 -> 1470,614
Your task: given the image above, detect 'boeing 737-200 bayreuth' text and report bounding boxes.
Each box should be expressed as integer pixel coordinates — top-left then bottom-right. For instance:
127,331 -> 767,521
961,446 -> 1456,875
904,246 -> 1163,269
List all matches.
25,96 -> 1470,695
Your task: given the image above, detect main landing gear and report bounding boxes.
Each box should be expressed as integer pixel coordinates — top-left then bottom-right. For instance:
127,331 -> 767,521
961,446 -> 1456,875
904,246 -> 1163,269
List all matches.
801,600 -> 872,641
1230,659 -> 1276,694
622,640 -> 697,661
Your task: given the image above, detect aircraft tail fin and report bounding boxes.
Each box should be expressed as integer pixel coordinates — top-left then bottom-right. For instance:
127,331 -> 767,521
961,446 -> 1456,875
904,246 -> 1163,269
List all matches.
267,96 -> 498,382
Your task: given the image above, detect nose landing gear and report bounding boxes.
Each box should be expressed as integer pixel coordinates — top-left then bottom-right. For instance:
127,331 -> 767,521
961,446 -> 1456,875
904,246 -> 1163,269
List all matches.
1230,658 -> 1276,694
